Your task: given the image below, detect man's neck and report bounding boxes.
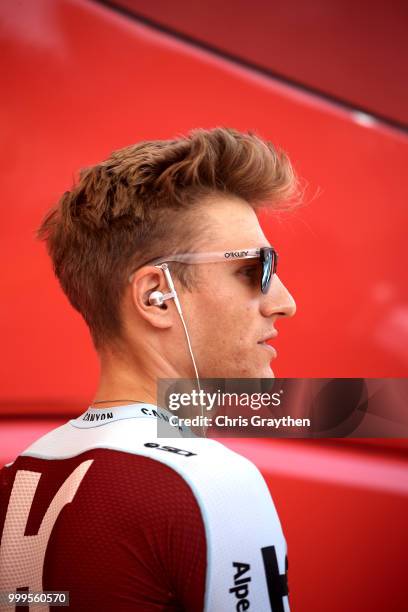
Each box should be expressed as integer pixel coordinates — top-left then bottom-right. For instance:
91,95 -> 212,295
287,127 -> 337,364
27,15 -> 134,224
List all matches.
92,342 -> 186,409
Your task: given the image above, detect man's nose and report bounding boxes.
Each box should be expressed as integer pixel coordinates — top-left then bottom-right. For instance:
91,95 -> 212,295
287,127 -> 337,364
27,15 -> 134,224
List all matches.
261,274 -> 296,318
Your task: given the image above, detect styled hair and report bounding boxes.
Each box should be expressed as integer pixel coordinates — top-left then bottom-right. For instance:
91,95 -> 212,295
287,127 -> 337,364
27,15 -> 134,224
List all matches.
37,127 -> 299,349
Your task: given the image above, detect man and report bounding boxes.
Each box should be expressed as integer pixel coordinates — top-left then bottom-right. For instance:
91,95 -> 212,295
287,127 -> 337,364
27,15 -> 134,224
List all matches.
0,128 -> 296,610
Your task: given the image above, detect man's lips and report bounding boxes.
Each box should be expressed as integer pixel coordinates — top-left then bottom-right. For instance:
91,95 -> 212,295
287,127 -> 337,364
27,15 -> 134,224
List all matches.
257,331 -> 278,358
258,342 -> 277,358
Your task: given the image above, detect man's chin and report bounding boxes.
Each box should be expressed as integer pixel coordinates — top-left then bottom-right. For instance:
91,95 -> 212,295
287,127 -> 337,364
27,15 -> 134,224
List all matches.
231,364 -> 275,379
201,360 -> 275,378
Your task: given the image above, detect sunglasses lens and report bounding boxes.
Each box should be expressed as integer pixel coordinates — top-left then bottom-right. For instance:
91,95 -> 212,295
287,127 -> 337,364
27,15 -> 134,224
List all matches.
261,248 -> 277,294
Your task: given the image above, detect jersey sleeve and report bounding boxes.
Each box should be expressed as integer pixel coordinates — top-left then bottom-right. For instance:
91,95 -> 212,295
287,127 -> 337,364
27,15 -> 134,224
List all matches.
211,461 -> 290,611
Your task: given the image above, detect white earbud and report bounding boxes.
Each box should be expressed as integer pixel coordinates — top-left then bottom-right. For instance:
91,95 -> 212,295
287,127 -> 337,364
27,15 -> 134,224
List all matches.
150,264 -> 201,397
148,264 -> 204,434
148,290 -> 175,307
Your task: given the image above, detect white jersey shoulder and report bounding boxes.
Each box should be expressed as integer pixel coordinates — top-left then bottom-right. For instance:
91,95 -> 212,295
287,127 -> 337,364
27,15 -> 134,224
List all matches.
22,403 -> 289,611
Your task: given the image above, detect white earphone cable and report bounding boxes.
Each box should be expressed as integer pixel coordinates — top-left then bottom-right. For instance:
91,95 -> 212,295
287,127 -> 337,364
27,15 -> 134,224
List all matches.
160,265 -> 204,431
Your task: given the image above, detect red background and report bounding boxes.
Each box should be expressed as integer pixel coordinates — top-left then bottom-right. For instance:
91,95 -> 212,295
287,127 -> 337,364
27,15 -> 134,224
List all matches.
1,1 -> 407,610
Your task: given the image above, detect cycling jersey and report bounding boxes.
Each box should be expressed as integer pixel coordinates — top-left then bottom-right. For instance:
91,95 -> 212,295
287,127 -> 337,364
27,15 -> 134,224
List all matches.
0,403 -> 289,611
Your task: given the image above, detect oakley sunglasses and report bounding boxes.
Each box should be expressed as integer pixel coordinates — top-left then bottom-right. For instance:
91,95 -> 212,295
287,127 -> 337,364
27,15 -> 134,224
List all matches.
129,247 -> 278,294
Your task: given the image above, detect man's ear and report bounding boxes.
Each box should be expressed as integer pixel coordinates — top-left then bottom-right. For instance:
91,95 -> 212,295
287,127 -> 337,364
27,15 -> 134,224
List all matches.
129,266 -> 175,329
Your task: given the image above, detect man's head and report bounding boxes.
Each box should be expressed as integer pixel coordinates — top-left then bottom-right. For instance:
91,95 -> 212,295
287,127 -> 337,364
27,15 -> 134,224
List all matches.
38,127 -> 298,378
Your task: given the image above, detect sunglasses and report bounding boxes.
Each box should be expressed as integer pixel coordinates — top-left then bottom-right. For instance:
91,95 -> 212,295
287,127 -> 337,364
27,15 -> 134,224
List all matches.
129,247 -> 278,294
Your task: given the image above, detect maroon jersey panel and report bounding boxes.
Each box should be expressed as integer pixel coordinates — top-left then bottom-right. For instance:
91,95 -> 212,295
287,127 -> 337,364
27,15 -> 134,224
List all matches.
0,449 -> 207,611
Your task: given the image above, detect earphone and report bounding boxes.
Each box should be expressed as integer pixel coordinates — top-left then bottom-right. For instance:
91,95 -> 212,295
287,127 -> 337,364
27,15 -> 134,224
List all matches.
149,263 -> 202,403
148,290 -> 175,307
149,264 -> 181,315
